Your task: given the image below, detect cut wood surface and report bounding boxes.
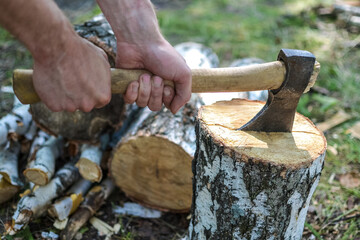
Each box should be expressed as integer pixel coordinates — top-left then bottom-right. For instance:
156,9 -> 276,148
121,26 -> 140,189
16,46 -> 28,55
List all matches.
189,99 -> 327,239
76,144 -> 103,182
24,136 -> 63,185
110,95 -> 203,212
0,140 -> 22,204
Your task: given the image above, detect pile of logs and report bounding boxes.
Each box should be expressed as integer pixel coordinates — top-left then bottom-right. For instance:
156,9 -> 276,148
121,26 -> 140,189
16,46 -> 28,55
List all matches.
0,15 -> 221,239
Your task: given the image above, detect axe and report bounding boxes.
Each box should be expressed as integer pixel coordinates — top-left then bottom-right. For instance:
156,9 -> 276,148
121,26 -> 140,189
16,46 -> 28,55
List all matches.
12,49 -> 320,132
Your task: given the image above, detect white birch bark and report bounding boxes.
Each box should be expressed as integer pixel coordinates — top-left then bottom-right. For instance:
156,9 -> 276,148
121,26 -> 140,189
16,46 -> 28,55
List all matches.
7,164 -> 79,235
48,178 -> 92,220
24,135 -> 64,185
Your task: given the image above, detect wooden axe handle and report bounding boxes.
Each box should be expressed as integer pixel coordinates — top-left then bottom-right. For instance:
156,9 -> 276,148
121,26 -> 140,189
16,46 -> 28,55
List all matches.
13,61 -> 320,104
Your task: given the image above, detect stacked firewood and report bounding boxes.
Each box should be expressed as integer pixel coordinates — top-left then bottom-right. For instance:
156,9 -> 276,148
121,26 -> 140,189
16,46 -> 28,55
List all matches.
0,15 -> 229,239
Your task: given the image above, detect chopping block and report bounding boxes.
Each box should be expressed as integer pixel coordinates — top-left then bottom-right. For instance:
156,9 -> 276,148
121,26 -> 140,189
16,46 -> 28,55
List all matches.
189,49 -> 327,240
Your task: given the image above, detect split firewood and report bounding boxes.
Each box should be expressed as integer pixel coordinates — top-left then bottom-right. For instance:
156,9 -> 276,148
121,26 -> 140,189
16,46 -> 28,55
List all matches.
48,178 -> 92,221
23,135 -> 64,185
6,164 -> 79,235
0,140 -> 23,204
0,96 -> 32,148
60,178 -> 115,240
75,144 -> 103,182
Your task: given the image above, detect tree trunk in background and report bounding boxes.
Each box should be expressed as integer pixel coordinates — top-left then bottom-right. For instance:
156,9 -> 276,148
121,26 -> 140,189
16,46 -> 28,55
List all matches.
189,99 -> 327,240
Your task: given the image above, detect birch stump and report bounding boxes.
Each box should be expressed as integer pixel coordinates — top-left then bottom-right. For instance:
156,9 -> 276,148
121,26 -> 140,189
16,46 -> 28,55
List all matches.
110,95 -> 203,212
189,99 -> 327,240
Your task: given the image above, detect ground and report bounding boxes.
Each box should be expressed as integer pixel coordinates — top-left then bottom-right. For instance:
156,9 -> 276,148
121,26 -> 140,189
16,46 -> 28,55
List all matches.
0,0 -> 360,239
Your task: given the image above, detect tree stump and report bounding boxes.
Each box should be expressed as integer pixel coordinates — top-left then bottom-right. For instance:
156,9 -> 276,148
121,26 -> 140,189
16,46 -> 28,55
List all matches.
110,95 -> 203,212
189,99 -> 327,240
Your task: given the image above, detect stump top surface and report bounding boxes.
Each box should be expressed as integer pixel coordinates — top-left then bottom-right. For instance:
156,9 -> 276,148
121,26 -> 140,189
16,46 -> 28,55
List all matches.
199,99 -> 327,168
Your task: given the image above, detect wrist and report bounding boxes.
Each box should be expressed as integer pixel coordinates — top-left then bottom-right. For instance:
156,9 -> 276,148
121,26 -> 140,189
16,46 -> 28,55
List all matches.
31,18 -> 78,65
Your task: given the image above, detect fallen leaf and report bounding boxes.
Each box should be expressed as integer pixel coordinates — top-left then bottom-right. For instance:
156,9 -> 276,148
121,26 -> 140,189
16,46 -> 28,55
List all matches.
327,146 -> 338,156
339,172 -> 360,188
347,122 -> 360,139
317,110 -> 351,132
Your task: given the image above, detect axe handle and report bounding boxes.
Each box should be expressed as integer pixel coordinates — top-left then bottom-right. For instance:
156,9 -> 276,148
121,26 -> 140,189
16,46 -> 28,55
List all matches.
13,61 -> 319,104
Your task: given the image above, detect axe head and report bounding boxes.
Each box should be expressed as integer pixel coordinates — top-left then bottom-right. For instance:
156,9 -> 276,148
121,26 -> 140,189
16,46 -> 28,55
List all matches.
239,49 -> 316,133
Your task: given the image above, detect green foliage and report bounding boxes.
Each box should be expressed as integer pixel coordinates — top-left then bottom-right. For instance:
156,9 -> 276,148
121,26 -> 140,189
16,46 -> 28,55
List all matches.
4,226 -> 34,240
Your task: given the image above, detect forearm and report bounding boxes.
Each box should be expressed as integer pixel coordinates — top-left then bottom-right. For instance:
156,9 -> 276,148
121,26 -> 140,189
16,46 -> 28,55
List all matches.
0,0 -> 76,63
97,0 -> 164,45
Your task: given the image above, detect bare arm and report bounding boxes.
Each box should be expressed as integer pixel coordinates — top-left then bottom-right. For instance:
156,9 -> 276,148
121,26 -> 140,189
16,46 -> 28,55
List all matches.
0,0 -> 111,112
97,0 -> 192,113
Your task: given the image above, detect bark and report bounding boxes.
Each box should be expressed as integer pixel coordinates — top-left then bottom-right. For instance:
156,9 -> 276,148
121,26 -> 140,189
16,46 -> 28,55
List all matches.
60,178 -> 115,240
189,99 -> 327,240
75,144 -> 103,182
110,95 -> 203,212
23,135 -> 64,185
30,94 -> 125,143
0,97 -> 32,148
0,140 -> 22,204
7,164 -> 79,235
48,178 -> 93,221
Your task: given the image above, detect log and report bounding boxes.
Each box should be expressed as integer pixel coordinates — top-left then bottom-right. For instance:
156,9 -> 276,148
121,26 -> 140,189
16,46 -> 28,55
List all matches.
75,144 -> 103,182
7,164 -> 79,235
30,94 -> 125,142
23,135 -> 64,185
0,140 -> 22,204
48,178 -> 92,221
60,178 -> 115,240
0,97 -> 32,148
189,99 -> 327,240
110,95 -> 203,212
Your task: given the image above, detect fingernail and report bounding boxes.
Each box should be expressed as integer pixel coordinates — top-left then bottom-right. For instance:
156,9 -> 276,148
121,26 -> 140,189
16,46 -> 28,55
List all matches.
164,87 -> 171,96
132,82 -> 139,93
142,75 -> 150,84
154,77 -> 162,87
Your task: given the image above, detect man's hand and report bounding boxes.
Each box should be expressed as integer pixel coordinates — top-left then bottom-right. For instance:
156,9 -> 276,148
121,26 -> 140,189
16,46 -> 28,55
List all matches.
98,0 -> 192,113
33,36 -> 111,112
0,0 -> 112,112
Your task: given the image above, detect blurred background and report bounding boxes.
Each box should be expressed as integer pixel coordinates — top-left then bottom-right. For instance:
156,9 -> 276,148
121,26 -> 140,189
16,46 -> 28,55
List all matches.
0,0 -> 359,239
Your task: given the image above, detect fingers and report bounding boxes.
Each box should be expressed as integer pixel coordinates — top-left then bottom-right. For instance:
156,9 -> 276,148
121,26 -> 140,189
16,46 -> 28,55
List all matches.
169,69 -> 192,114
124,74 -> 175,112
148,76 -> 164,111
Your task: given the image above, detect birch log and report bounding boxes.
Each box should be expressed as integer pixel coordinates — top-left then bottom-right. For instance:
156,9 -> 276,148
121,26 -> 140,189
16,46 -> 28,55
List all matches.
60,178 -> 115,240
7,164 -> 79,235
75,144 -> 103,182
189,99 -> 327,240
23,135 -> 63,185
110,95 -> 203,212
48,178 -> 92,220
0,97 -> 32,148
0,140 -> 22,204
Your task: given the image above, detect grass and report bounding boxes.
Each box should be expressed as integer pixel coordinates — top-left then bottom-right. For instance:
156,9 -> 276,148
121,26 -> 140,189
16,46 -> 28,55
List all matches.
0,0 -> 359,239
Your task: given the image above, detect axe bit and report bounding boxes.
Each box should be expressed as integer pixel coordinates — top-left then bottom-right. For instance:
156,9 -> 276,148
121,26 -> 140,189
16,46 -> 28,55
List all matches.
12,49 -> 319,132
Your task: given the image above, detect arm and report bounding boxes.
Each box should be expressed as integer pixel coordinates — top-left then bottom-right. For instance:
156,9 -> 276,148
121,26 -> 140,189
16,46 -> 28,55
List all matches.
0,0 -> 111,112
97,0 -> 192,113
